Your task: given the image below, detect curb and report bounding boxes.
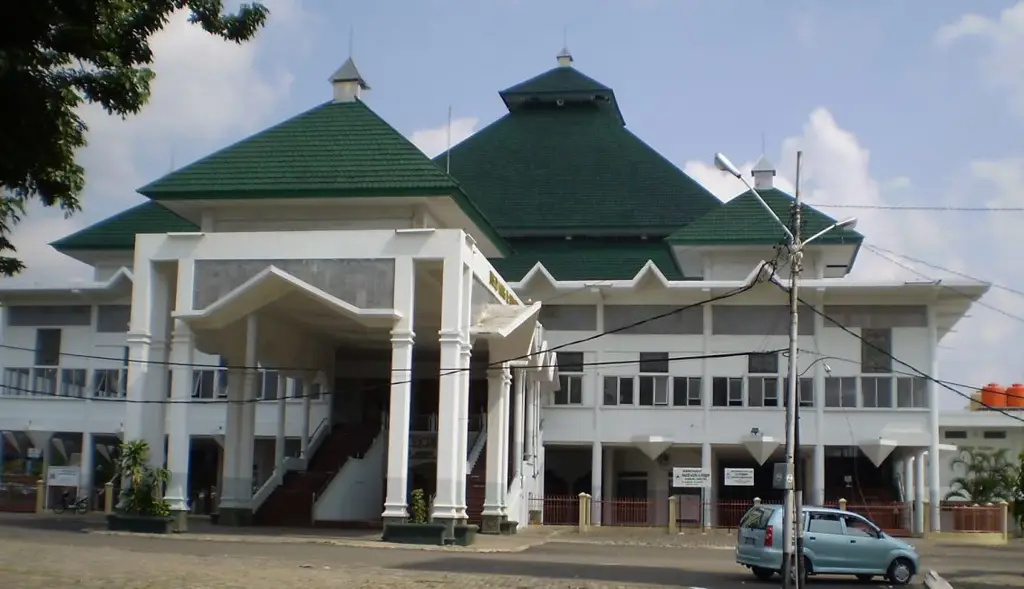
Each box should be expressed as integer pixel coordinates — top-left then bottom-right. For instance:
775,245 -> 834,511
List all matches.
85,529 -> 556,553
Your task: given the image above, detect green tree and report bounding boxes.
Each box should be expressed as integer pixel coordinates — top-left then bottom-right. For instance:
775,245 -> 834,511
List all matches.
0,0 -> 269,276
1013,451 -> 1024,534
115,439 -> 170,516
945,447 -> 1016,504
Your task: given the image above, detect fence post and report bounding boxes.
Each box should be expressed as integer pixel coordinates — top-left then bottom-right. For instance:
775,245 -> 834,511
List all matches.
753,497 -> 762,508
34,479 -> 45,514
1001,501 -> 1009,542
577,493 -> 591,532
839,498 -> 847,512
668,495 -> 678,534
104,481 -> 114,514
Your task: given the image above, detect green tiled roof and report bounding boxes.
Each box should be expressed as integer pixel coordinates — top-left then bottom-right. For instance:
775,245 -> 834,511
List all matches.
437,104 -> 720,236
140,100 -> 461,198
666,188 -> 864,246
500,66 -> 612,97
50,202 -> 197,251
491,239 -> 687,282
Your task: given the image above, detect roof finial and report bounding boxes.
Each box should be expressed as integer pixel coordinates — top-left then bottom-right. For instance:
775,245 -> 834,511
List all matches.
329,53 -> 370,103
752,153 -> 776,190
348,26 -> 354,59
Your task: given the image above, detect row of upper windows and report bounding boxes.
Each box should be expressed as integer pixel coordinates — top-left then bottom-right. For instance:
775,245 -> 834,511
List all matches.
944,429 -> 1008,440
5,305 -> 130,332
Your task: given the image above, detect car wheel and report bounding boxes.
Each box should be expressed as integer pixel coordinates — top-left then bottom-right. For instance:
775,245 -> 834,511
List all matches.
856,574 -> 873,582
751,566 -> 774,581
887,557 -> 914,585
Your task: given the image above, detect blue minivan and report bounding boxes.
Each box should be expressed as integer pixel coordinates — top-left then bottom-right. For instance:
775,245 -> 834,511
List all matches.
735,504 -> 919,585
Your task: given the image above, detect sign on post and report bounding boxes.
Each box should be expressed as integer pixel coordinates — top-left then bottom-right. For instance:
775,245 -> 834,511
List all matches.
724,467 -> 755,487
672,467 -> 711,488
46,466 -> 80,487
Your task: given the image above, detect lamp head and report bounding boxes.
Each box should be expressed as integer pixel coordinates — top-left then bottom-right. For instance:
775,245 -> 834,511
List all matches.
823,363 -> 833,375
835,217 -> 858,230
713,152 -> 742,179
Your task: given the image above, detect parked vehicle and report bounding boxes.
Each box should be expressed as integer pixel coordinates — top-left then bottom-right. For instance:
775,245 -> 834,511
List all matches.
53,491 -> 89,515
735,504 -> 919,585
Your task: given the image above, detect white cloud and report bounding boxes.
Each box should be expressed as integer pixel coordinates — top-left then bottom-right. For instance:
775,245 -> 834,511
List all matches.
936,1 -> 1024,119
5,2 -> 305,285
684,108 -> 1024,408
410,117 -> 480,158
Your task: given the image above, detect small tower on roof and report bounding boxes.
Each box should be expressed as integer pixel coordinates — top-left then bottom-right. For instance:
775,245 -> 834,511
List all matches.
330,57 -> 370,103
557,46 -> 574,67
752,155 -> 776,190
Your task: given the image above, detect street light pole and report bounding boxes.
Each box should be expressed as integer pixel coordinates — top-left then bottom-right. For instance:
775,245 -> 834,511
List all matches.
713,151 -> 856,589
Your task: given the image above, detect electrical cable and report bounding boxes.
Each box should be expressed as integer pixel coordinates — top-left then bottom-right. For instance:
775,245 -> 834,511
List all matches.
806,203 -> 1024,212
865,245 -> 1024,299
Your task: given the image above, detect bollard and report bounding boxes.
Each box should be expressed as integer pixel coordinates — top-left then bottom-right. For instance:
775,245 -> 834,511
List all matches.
753,497 -> 762,507
34,479 -> 45,514
924,570 -> 954,589
1001,501 -> 1009,542
668,495 -> 678,534
839,498 -> 848,512
104,482 -> 114,514
577,493 -> 591,532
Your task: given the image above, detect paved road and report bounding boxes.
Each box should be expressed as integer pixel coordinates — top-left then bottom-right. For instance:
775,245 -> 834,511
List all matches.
0,515 -> 1020,588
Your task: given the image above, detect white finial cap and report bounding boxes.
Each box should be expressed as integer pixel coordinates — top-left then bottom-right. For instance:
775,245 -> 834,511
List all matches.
557,47 -> 574,67
752,155 -> 776,189
329,57 -> 370,103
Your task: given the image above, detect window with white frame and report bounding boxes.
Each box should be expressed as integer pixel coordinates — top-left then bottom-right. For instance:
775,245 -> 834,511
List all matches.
783,377 -> 816,407
603,376 -> 635,406
31,328 -> 61,396
638,352 -> 669,406
712,377 -> 743,407
672,377 -> 702,407
93,346 -> 129,399
258,369 -> 281,400
555,352 -> 584,405
193,357 -> 229,399
824,376 -> 857,408
861,376 -> 893,408
748,377 -> 779,407
896,377 -> 928,408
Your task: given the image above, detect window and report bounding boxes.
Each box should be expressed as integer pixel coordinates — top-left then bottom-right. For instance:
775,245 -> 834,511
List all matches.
747,377 -> 780,407
748,352 -> 778,374
861,328 -> 892,373
259,370 -> 280,400
785,377 -> 815,407
638,353 -> 669,406
603,376 -> 634,406
2,368 -> 31,396
193,357 -> 228,399
824,377 -> 857,408
944,430 -> 968,440
96,305 -> 132,333
60,369 -> 87,398
983,430 -> 1007,440
841,514 -> 879,538
861,376 -> 893,408
712,377 -> 743,407
92,346 -> 129,399
555,352 -> 584,405
672,377 -> 702,407
896,377 -> 929,408
34,329 -> 61,366
807,512 -> 843,535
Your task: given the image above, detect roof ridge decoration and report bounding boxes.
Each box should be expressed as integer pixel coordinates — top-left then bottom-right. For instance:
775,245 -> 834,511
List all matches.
630,259 -> 672,291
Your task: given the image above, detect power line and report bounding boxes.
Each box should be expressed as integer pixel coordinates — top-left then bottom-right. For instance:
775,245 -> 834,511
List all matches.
866,245 -> 1024,299
807,203 -> 1024,212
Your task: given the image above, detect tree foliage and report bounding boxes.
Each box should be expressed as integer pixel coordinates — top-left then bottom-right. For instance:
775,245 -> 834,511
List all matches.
0,1 -> 269,276
115,439 -> 170,516
945,447 -> 1017,504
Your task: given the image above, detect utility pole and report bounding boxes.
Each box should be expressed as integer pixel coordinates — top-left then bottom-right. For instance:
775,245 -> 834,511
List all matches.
781,151 -> 803,587
791,151 -> 805,589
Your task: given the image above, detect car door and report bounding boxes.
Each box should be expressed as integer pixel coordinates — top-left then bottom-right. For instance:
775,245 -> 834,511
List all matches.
840,513 -> 891,574
804,512 -> 846,571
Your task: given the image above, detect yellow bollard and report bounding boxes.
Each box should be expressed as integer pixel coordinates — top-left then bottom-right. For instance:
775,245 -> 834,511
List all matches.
753,497 -> 762,508
1001,501 -> 1009,543
34,479 -> 45,514
839,498 -> 848,512
104,482 -> 114,514
668,495 -> 678,534
577,492 -> 592,532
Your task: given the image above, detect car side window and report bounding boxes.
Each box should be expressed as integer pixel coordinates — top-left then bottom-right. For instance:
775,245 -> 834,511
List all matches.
807,513 -> 843,535
841,514 -> 878,538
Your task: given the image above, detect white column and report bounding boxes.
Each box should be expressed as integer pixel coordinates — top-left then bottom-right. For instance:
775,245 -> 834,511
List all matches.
221,366 -> 245,506
813,443 -> 826,505
238,314 -> 259,503
78,431 -> 93,502
124,260 -> 172,466
591,441 -> 602,525
927,305 -> 941,531
432,250 -> 467,524
275,373 -> 287,471
300,379 -> 311,457
513,368 -> 525,475
382,254 -> 417,521
904,456 -> 916,533
915,450 -> 926,535
482,365 -> 510,518
164,326 -> 195,514
701,442 -> 713,528
524,375 -> 536,462
455,263 -> 473,519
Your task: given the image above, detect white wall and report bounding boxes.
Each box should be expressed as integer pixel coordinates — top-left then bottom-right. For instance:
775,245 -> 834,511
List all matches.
937,414 -> 1024,500
312,432 -> 385,522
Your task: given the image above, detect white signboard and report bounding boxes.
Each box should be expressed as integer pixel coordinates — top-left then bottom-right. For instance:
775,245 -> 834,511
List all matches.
46,466 -> 80,487
672,467 -> 711,488
724,467 -> 755,487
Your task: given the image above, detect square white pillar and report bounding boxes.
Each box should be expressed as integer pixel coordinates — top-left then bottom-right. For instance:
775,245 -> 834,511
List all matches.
513,368 -> 525,476
78,431 -> 94,502
275,373 -> 287,471
300,379 -> 311,457
164,326 -> 195,517
591,441 -> 602,525
238,315 -> 259,503
481,365 -> 511,529
813,443 -> 826,505
701,442 -> 713,528
382,256 -> 416,522
926,306 -> 941,532
220,367 -> 245,507
915,451 -> 926,535
523,375 -> 536,461
456,339 -> 472,519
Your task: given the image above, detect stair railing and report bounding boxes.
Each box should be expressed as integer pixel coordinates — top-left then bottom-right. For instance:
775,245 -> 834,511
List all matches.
303,417 -> 331,466
466,415 -> 487,474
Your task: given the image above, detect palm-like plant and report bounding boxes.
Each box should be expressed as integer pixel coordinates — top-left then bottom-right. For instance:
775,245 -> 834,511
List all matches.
115,440 -> 170,517
945,448 -> 1015,504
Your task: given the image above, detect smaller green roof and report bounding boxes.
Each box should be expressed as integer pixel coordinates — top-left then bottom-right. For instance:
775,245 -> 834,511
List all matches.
50,202 -> 198,251
498,64 -> 624,125
491,239 -> 687,282
666,188 -> 864,247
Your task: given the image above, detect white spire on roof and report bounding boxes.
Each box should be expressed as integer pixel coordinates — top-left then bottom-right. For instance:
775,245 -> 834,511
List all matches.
752,155 -> 776,189
557,46 -> 574,67
329,57 -> 370,103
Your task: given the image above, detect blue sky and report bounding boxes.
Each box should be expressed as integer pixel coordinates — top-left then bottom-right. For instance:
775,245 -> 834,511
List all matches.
10,0 -> 1024,409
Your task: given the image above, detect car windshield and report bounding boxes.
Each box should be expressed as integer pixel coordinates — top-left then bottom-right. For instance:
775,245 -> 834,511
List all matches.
739,506 -> 774,529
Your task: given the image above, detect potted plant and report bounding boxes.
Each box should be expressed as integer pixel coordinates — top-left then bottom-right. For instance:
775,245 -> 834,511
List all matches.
381,488 -> 450,545
106,440 -> 174,534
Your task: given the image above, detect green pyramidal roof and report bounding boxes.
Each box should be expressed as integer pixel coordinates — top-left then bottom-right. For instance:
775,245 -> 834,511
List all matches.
51,201 -> 197,251
666,187 -> 864,246
139,100 -> 461,199
499,64 -> 624,125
